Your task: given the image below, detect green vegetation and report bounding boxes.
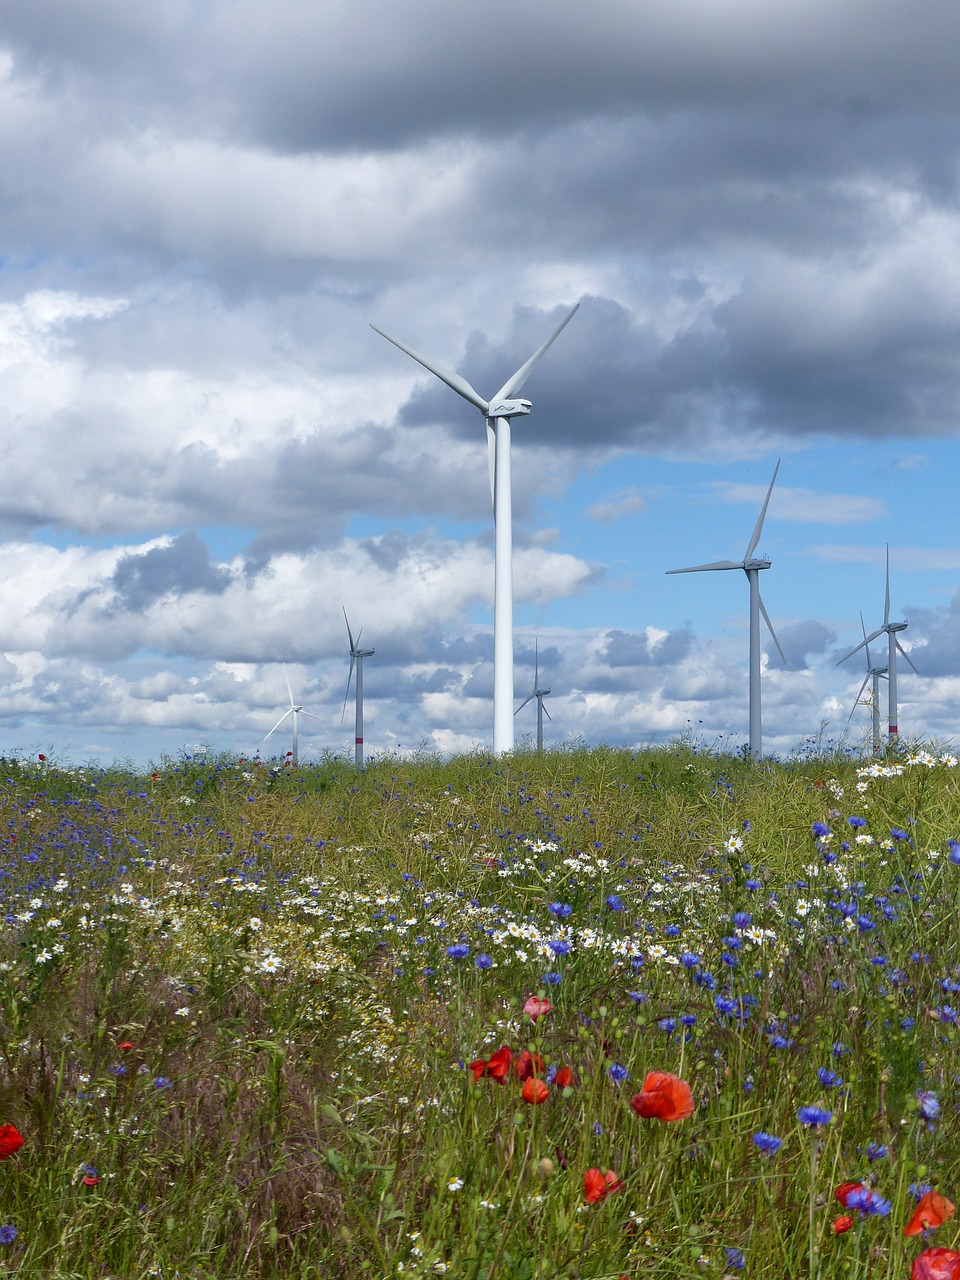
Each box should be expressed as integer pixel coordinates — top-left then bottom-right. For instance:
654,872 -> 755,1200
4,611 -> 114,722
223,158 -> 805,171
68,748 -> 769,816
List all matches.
0,742 -> 958,1277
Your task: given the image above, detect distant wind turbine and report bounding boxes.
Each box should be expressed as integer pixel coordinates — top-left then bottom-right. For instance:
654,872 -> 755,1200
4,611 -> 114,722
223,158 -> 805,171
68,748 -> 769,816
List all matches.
837,546 -> 917,743
845,611 -> 888,754
666,460 -> 786,759
515,640 -> 551,751
371,303 -> 579,754
342,609 -> 374,767
263,665 -> 322,766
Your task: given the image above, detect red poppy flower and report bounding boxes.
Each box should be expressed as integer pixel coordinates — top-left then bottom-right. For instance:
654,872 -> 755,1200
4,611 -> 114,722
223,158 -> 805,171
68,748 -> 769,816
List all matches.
833,1215 -> 855,1234
523,996 -> 553,1021
629,1071 -> 695,1121
584,1167 -> 624,1203
0,1125 -> 23,1160
469,1045 -> 513,1084
521,1077 -> 549,1105
836,1181 -> 869,1207
116,1041 -> 134,1052
82,1174 -> 100,1187
905,1191 -> 956,1238
514,1050 -> 545,1082
553,1065 -> 574,1088
912,1248 -> 960,1280
38,754 -> 46,762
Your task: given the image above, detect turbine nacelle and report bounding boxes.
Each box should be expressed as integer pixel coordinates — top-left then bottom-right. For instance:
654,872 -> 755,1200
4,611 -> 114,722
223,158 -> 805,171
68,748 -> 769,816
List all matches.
887,621 -> 908,634
487,398 -> 532,419
745,558 -> 772,571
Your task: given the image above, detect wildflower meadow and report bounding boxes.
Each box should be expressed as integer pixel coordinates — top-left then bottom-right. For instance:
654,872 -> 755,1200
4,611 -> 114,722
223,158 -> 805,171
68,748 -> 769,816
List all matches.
0,743 -> 959,1277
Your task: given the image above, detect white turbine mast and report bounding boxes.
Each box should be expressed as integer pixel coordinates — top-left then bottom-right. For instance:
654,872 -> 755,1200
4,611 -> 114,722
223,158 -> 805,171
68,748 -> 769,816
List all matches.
837,545 -> 917,743
666,460 -> 786,759
371,303 -> 579,754
342,608 -> 375,767
263,664 -> 322,766
515,639 -> 551,751
845,610 -> 888,754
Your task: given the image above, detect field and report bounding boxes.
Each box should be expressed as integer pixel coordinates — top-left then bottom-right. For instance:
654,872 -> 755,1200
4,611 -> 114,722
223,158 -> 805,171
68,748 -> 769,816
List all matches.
0,743 -> 959,1278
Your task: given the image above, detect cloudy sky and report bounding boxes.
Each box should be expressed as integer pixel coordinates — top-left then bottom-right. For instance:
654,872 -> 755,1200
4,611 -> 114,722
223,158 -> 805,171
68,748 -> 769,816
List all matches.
2,0 -> 960,765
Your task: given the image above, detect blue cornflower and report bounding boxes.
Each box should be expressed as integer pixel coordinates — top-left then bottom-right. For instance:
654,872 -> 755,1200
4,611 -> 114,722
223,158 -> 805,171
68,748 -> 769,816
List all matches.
0,1227 -> 16,1245
475,954 -> 493,969
745,879 -> 761,891
916,1091 -> 940,1123
769,1034 -> 792,1050
847,1187 -> 891,1217
818,1068 -> 843,1089
680,1013 -> 697,1027
752,1132 -> 783,1155
110,1064 -> 127,1077
446,943 -> 470,960
725,1247 -> 745,1271
680,951 -> 701,969
592,1122 -> 602,1136
949,840 -> 960,865
664,924 -> 681,937
865,1143 -> 889,1162
607,1064 -> 629,1084
541,971 -> 562,985
715,995 -> 738,1016
627,991 -> 647,1003
548,939 -> 572,956
797,1106 -> 832,1127
909,1182 -> 933,1200
548,902 -> 572,918
154,1077 -> 172,1089
811,822 -> 831,838
658,1017 -> 677,1033
847,816 -> 867,829
605,894 -> 625,912
890,828 -> 909,841
732,912 -> 752,928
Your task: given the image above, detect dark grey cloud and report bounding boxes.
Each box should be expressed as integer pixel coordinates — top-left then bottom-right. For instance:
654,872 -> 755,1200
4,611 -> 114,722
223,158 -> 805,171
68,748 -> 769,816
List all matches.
777,620 -> 836,670
111,533 -> 232,611
601,628 -> 693,668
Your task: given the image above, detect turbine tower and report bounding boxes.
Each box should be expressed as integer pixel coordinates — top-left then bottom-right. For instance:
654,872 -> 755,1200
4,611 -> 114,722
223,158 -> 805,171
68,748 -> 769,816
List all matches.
372,303 -> 579,754
342,609 -> 375,767
666,460 -> 786,759
515,640 -> 551,751
837,546 -> 917,743
263,665 -> 322,766
845,611 -> 888,754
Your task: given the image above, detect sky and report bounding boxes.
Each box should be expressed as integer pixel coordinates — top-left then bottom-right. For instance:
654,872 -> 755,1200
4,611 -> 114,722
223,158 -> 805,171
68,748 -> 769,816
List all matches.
2,0 -> 960,765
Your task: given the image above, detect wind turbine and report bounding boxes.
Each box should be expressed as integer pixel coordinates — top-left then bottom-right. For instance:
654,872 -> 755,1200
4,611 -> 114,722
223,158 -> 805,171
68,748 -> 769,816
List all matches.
342,609 -> 375,767
371,303 -> 579,754
263,665 -> 322,766
836,546 -> 917,743
845,611 -> 888,754
515,640 -> 551,751
666,460 -> 786,759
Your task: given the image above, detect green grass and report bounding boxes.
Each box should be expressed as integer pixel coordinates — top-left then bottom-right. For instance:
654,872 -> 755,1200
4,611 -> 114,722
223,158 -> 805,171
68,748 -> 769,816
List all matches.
0,742 -> 957,1277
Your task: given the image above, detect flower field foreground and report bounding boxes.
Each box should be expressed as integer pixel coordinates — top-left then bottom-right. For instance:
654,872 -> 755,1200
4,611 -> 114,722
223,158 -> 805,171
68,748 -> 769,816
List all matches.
0,746 -> 958,1276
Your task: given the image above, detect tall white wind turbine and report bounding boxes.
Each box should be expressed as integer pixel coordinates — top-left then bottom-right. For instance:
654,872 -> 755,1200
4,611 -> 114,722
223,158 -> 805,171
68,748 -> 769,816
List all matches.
845,611 -> 888,754
515,640 -> 551,751
666,460 -> 786,759
837,546 -> 917,743
263,665 -> 322,766
342,609 -> 375,767
371,304 -> 579,754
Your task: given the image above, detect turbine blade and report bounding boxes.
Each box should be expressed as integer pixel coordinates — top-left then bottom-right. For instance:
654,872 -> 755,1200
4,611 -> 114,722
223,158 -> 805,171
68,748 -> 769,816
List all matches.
486,419 -> 496,509
343,607 -> 355,653
836,628 -> 885,666
515,695 -> 534,714
758,591 -> 787,666
860,610 -> 873,669
666,560 -> 743,574
744,459 -> 781,562
493,303 -> 580,400
370,325 -> 489,413
884,544 -> 891,627
298,708 -> 325,722
542,701 -> 552,721
896,639 -> 920,675
340,656 -> 356,724
283,662 -> 294,708
264,708 -> 292,741
847,673 -> 872,725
